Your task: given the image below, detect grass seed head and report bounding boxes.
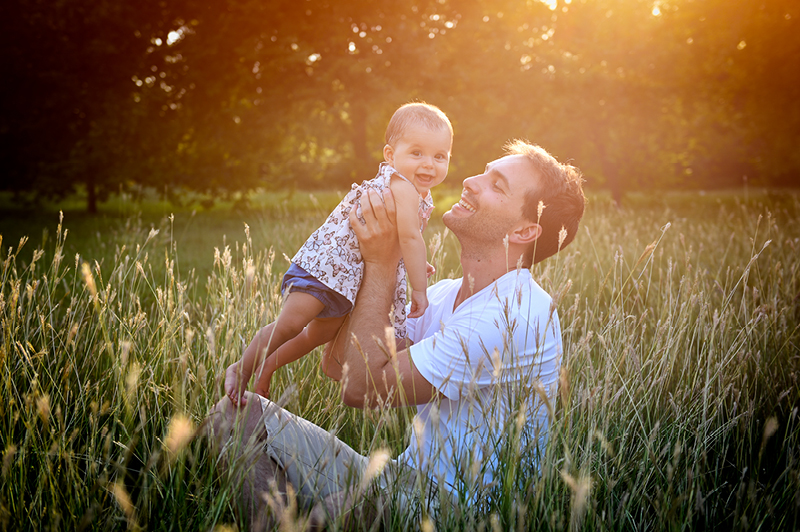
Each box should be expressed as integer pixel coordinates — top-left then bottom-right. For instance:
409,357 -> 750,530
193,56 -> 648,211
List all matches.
111,482 -> 135,520
120,341 -> 131,367
67,324 -> 79,348
384,326 -> 396,360
165,414 -> 195,458
359,448 -> 390,492
759,417 -> 779,462
125,363 -> 141,406
81,262 -> 97,302
421,517 -> 434,532
560,470 -> 592,530
2,445 -> 16,479
491,513 -> 502,532
36,394 -> 50,426
245,264 -> 255,293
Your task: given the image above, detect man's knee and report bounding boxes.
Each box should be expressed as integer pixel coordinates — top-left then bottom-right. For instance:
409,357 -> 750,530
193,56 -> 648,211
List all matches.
205,394 -> 291,526
206,396 -> 236,457
206,394 -> 268,465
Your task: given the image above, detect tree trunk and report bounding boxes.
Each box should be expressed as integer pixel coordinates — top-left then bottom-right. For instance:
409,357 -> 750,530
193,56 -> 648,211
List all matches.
603,157 -> 624,208
592,127 -> 624,208
86,173 -> 98,214
349,99 -> 374,181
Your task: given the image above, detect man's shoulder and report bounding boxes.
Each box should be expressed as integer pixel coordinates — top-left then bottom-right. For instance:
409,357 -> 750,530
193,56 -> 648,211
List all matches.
492,269 -> 548,297
492,270 -> 554,316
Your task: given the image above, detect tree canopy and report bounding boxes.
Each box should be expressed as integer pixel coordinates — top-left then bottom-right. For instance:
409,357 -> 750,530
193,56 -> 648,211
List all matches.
1,0 -> 797,211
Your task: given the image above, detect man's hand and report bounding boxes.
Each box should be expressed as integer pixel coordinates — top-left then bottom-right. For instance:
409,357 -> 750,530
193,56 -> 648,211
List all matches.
350,188 -> 401,265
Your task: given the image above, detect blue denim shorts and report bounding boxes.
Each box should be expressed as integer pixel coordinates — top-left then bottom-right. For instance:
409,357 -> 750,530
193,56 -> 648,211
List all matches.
281,263 -> 353,319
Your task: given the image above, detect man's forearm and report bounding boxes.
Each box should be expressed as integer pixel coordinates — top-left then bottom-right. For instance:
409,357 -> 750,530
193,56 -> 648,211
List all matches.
338,258 -> 399,406
333,186 -> 437,408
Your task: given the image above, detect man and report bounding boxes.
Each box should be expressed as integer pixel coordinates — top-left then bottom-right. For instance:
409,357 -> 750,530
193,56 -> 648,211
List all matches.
208,140 -> 585,529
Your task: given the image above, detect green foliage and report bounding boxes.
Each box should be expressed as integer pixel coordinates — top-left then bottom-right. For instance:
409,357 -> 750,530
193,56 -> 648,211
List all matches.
0,0 -> 186,212
3,1 -> 798,212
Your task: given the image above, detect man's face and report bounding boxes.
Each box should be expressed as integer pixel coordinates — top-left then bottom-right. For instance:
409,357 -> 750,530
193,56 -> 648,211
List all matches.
443,154 -> 538,247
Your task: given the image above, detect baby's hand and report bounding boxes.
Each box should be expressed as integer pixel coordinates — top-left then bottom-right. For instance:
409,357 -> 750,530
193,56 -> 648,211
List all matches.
426,262 -> 436,279
224,361 -> 250,407
408,289 -> 428,318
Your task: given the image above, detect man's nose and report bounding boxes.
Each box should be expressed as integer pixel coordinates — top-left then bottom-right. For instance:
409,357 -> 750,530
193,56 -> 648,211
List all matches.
462,174 -> 479,191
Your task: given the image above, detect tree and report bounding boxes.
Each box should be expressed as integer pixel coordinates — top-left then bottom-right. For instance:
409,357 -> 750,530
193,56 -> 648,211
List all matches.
0,0 -> 190,212
2,0 -> 797,212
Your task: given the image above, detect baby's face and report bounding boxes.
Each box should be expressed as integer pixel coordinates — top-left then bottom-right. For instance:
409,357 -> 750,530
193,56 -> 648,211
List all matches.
384,123 -> 451,194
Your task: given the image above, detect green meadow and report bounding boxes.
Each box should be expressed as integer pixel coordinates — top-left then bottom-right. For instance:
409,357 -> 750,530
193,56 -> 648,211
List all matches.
1,188 -> 799,530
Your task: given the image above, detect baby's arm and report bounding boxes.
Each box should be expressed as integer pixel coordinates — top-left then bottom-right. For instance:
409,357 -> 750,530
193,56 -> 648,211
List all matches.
390,176 -> 428,318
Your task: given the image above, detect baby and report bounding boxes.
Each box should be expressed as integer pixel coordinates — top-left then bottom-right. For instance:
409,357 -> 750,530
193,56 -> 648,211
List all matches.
225,102 -> 453,403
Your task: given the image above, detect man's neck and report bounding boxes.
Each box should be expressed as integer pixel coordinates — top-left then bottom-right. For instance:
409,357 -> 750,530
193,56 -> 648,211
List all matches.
455,247 -> 530,308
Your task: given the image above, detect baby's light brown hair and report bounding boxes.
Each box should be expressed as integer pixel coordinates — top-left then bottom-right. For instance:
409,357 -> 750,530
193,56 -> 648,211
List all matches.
385,102 -> 453,147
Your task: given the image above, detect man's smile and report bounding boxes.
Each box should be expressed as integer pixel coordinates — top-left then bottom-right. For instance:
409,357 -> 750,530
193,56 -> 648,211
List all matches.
456,196 -> 476,213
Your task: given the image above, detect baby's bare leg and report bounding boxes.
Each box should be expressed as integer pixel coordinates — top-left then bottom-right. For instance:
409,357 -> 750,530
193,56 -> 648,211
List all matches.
254,315 -> 346,397
253,329 -> 317,397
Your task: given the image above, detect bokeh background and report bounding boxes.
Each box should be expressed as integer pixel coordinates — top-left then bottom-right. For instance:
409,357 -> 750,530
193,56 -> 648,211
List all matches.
2,0 -> 798,212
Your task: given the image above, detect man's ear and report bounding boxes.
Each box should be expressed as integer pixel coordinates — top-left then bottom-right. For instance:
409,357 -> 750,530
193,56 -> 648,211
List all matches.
509,222 -> 541,245
383,144 -> 395,165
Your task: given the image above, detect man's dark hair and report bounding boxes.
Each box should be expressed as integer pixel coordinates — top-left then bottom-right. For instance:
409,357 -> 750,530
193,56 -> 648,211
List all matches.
505,140 -> 586,264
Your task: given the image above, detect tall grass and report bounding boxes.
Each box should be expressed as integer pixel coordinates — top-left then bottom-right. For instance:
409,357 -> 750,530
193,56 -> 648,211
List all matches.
1,191 -> 799,530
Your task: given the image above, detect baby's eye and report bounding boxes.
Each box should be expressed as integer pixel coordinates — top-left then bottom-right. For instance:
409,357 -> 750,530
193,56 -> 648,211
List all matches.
435,154 -> 446,160
412,151 -> 422,156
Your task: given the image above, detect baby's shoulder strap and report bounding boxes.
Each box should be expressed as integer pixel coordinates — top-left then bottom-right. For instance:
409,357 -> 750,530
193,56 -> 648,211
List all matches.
388,170 -> 419,197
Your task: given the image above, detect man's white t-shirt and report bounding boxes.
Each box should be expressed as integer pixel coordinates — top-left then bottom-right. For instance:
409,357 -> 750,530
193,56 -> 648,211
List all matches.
397,269 -> 563,496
